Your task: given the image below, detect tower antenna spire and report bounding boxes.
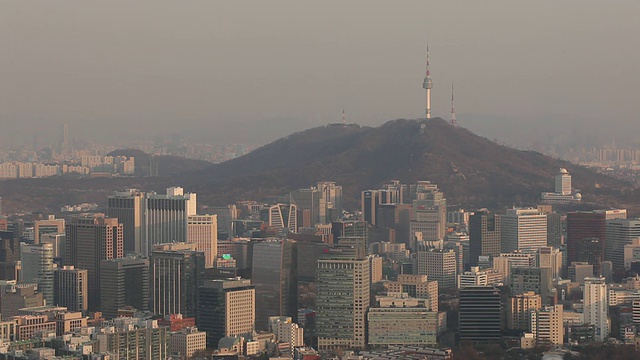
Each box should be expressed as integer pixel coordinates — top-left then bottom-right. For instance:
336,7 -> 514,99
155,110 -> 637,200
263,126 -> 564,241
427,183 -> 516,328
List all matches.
342,108 -> 346,125
422,44 -> 433,119
450,83 -> 458,127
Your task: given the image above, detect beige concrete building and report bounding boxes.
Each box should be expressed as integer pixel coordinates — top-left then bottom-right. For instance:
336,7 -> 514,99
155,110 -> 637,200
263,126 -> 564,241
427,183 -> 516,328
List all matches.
386,274 -> 438,312
507,292 -> 542,331
531,305 -> 563,346
369,255 -> 383,283
416,249 -> 457,290
170,326 -> 207,360
187,215 -> 218,268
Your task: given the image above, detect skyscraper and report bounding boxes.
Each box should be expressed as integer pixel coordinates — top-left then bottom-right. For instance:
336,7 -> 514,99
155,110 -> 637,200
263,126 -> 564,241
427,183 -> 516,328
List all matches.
146,187 -> 197,256
33,216 -> 64,244
100,257 -> 150,319
20,243 -> 54,304
605,219 -> 640,269
555,168 -> 572,195
583,277 -> 609,342
531,305 -> 564,346
459,286 -> 502,343
0,230 -> 20,280
107,189 -> 146,255
566,210 -> 626,267
197,278 -> 255,348
54,266 -> 88,312
64,214 -> 124,310
500,208 -> 547,253
417,249 -> 457,290
361,190 -> 383,226
316,246 -> 370,350
469,210 -> 501,266
251,240 -> 297,330
151,247 -> 205,318
267,204 -> 297,233
187,215 -> 218,268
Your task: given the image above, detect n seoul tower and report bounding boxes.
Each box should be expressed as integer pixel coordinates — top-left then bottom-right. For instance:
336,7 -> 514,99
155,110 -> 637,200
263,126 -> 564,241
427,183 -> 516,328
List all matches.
422,46 -> 433,119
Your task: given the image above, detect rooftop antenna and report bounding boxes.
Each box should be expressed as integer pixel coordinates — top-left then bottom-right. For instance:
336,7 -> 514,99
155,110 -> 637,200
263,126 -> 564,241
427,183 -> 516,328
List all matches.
450,83 -> 458,127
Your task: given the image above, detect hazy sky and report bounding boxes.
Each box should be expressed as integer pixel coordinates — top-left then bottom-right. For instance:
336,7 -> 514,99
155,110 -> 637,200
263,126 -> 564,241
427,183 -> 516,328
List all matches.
1,1 -> 639,146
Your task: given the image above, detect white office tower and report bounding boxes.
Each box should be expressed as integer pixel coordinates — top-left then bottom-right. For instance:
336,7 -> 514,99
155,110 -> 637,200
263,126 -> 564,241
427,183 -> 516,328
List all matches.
583,277 -> 609,341
501,208 -> 547,253
187,215 -> 218,268
606,219 -> 640,269
555,168 -> 572,195
268,203 -> 298,233
20,243 -> 55,304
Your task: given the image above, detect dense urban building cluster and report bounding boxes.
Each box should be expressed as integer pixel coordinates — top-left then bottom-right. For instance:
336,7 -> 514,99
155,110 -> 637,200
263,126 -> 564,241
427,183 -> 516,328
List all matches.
0,167 -> 638,359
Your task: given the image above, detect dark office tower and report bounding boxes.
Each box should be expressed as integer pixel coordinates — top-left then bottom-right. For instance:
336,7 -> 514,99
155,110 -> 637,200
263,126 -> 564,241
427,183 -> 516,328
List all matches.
546,212 -> 563,246
107,189 -> 145,255
331,220 -> 368,246
64,214 -> 124,311
376,204 -> 412,246
251,240 -> 297,330
54,266 -> 88,312
151,248 -> 205,318
296,241 -> 330,283
0,231 -> 20,280
566,210 -> 626,267
459,286 -> 502,343
468,210 -> 501,267
197,278 -> 255,348
100,257 -> 150,319
575,238 -> 603,275
361,190 -> 383,226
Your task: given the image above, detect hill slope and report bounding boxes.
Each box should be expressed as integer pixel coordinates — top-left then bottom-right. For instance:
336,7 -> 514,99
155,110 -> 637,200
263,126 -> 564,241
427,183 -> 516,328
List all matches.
0,118 -> 629,213
188,118 -> 626,208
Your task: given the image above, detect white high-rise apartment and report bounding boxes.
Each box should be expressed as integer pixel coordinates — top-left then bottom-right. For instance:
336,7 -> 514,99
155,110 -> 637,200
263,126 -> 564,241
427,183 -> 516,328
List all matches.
501,208 -> 547,253
187,215 -> 218,268
583,277 -> 609,341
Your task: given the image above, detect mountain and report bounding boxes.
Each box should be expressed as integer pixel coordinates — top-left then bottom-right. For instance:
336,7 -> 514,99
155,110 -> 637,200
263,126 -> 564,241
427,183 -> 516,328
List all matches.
0,118 -> 630,213
187,118 -> 627,209
106,149 -> 211,176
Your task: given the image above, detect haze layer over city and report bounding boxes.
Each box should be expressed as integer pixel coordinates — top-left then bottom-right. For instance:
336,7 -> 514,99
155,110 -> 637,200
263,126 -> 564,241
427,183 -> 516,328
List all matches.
2,1 -> 640,149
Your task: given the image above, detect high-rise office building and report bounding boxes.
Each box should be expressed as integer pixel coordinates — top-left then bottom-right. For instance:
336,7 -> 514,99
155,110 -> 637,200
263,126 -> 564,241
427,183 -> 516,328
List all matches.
267,204 -> 298,233
416,249 -> 457,290
583,277 -> 609,342
537,246 -> 562,280
605,219 -> 640,269
555,168 -> 572,195
251,240 -> 297,330
146,187 -> 197,256
531,305 -> 564,346
151,247 -> 205,318
197,278 -> 255,348
64,214 -> 123,310
209,205 -> 238,239
33,216 -> 64,244
459,286 -> 502,343
376,203 -> 412,246
0,231 -> 20,280
54,266 -> 88,312
361,190 -> 383,226
410,185 -> 447,249
20,243 -> 54,304
566,210 -> 626,267
100,257 -> 150,319
469,210 -> 501,266
107,189 -> 146,255
316,247 -> 370,350
187,215 -> 218,268
500,208 -> 547,253
317,181 -> 343,222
